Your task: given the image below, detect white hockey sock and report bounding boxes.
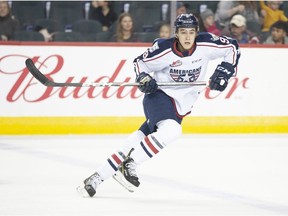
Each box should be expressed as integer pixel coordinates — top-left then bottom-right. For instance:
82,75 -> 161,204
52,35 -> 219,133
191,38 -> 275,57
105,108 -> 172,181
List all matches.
96,130 -> 145,180
130,119 -> 182,165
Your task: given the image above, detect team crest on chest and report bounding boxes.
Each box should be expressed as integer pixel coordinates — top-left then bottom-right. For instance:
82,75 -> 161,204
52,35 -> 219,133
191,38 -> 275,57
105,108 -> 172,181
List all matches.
169,66 -> 201,82
170,60 -> 182,67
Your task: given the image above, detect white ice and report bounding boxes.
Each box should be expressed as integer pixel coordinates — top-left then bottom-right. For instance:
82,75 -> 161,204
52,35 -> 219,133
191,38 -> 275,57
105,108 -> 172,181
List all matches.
0,134 -> 288,216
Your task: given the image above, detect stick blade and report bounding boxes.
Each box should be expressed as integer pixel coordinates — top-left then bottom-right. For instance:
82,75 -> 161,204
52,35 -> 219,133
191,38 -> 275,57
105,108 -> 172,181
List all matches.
25,58 -> 54,86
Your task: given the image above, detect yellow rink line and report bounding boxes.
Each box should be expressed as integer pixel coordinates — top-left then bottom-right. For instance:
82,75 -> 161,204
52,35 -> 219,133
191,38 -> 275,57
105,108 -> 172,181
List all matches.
0,116 -> 288,135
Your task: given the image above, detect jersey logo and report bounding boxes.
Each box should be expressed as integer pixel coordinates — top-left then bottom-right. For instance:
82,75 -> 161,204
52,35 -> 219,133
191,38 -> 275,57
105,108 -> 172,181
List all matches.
148,42 -> 159,53
142,50 -> 149,59
209,33 -> 219,41
191,58 -> 202,63
169,66 -> 201,82
170,60 -> 182,67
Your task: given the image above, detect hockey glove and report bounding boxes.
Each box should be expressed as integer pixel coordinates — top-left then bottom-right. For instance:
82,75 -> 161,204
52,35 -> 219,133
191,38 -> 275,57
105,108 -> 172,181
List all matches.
209,62 -> 235,92
136,72 -> 158,94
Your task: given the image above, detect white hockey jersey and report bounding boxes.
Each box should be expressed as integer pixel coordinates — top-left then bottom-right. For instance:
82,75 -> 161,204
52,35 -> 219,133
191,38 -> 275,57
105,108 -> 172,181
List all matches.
133,32 -> 241,116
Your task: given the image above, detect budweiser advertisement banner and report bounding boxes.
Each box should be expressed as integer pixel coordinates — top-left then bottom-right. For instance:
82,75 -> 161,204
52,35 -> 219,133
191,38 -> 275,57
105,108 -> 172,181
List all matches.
2,43 -> 288,134
1,43 -> 287,117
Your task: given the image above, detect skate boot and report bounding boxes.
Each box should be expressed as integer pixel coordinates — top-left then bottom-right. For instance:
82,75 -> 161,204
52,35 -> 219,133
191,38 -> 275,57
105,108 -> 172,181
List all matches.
113,148 -> 140,192
120,157 -> 140,187
83,172 -> 103,197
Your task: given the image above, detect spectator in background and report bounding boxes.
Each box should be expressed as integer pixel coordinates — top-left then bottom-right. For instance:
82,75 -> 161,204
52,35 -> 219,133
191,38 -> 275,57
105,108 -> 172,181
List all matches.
0,0 -> 20,40
176,2 -> 188,16
222,14 -> 260,44
89,1 -> 118,32
110,12 -> 138,42
260,0 -> 288,40
264,20 -> 288,44
281,1 -> 288,17
158,22 -> 171,39
238,1 -> 262,35
201,9 -> 221,36
214,1 -> 246,29
215,1 -> 263,35
192,11 -> 205,32
33,25 -> 53,42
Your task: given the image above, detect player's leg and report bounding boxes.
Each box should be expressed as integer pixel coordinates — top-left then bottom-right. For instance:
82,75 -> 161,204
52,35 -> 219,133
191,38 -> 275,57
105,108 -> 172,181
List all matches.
114,90 -> 183,188
82,119 -> 181,196
130,118 -> 182,164
96,120 -> 152,178
81,125 -> 149,197
81,90 -> 182,196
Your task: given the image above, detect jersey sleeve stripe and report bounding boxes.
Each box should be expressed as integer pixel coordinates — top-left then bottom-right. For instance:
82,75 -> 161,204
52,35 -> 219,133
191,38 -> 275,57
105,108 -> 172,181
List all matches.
134,62 -> 141,75
197,43 -> 238,65
143,49 -> 172,63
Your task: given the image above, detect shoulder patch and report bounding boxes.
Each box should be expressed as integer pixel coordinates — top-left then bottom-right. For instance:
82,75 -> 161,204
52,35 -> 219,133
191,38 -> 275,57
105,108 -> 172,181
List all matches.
209,33 -> 220,41
196,32 -> 238,47
148,41 -> 159,53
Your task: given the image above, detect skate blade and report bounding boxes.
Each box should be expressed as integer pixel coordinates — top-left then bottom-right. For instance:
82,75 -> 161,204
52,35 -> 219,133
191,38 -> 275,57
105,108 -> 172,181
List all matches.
112,171 -> 137,193
76,185 -> 90,198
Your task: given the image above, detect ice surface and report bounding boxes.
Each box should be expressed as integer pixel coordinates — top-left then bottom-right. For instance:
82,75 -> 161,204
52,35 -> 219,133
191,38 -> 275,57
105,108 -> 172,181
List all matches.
0,134 -> 288,216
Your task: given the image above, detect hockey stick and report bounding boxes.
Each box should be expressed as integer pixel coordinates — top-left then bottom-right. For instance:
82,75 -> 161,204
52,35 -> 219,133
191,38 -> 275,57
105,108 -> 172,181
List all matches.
25,58 -> 207,87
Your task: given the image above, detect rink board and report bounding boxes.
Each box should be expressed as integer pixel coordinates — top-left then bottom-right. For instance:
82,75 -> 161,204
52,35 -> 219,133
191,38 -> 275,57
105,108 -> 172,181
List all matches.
1,42 -> 288,134
1,116 -> 287,134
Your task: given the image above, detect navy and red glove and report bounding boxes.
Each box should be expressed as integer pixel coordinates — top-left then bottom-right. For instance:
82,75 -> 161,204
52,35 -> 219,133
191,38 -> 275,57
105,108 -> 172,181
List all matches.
209,62 -> 235,92
136,72 -> 158,94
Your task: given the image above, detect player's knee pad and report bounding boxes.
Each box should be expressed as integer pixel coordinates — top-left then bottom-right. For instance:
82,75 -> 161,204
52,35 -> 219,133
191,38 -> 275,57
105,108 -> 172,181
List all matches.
154,119 -> 182,145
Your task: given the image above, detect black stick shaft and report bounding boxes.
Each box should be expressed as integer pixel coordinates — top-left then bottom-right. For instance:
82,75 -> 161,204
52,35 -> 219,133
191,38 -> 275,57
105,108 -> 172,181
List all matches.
25,58 -> 207,87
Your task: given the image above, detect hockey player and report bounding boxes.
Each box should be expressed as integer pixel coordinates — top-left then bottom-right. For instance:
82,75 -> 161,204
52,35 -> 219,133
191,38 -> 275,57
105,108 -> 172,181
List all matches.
81,13 -> 240,197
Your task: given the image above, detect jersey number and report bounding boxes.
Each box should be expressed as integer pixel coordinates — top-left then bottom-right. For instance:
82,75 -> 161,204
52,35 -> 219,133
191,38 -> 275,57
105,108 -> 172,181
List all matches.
219,37 -> 230,44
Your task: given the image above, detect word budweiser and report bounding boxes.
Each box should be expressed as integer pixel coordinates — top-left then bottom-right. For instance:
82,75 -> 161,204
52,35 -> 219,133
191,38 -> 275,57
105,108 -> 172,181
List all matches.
1,55 -> 249,102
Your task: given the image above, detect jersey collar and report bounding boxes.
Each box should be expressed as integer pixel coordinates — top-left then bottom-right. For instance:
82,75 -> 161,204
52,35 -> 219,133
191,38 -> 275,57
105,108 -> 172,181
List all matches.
172,39 -> 196,57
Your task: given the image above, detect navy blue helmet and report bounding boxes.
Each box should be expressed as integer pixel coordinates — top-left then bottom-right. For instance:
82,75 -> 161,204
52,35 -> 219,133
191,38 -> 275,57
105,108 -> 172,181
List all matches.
174,14 -> 199,31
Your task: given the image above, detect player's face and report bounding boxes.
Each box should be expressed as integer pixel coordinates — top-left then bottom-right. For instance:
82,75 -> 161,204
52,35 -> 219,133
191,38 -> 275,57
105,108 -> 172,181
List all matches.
176,28 -> 197,50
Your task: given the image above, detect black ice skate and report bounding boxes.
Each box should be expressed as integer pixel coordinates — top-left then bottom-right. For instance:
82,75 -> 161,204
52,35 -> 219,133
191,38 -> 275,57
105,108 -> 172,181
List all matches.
79,172 -> 103,197
113,148 -> 140,192
120,157 -> 141,187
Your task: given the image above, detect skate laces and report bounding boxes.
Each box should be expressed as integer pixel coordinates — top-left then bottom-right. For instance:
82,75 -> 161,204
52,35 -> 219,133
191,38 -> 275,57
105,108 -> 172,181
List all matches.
93,173 -> 103,184
124,159 -> 138,178
86,172 -> 103,188
123,148 -> 138,178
